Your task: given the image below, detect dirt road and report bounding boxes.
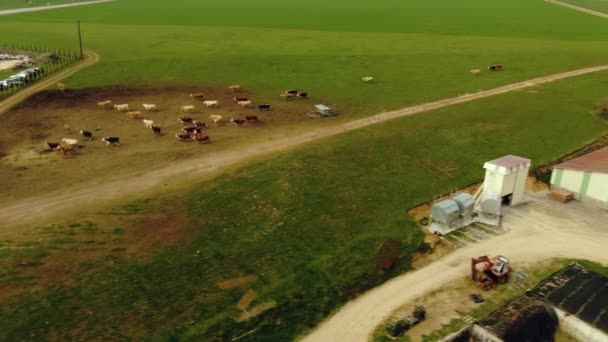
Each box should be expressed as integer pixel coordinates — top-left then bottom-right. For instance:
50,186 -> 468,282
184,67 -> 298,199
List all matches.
545,0 -> 608,19
0,50 -> 100,115
302,195 -> 608,342
2,64 -> 608,228
0,0 -> 114,16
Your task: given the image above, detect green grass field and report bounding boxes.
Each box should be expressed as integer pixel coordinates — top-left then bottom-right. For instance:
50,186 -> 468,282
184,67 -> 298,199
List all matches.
0,0 -> 82,10
2,71 -> 607,340
2,0 -> 608,340
2,0 -> 608,116
558,0 -> 608,13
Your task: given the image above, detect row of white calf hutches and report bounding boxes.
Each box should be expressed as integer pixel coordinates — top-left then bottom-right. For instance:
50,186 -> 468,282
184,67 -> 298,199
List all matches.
550,147 -> 608,209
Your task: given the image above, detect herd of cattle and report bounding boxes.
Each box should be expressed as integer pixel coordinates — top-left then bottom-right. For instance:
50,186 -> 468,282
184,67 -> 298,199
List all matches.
470,64 -> 504,76
44,85 -> 310,156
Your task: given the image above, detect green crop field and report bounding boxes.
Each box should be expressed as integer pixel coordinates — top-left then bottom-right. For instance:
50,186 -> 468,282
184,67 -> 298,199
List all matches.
2,71 -> 607,340
2,0 -> 608,340
2,0 -> 608,116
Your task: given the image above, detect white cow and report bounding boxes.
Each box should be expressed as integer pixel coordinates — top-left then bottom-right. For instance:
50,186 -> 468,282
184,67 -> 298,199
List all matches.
362,76 -> 375,83
203,100 -> 219,108
61,138 -> 79,148
471,69 -> 481,76
209,114 -> 223,125
142,104 -> 157,111
114,104 -> 130,112
97,100 -> 113,109
181,105 -> 195,113
237,100 -> 252,108
142,119 -> 154,128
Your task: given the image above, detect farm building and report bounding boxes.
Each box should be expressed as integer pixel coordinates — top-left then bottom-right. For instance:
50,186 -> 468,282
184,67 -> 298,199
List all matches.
481,155 -> 531,207
550,147 -> 608,209
447,264 -> 608,342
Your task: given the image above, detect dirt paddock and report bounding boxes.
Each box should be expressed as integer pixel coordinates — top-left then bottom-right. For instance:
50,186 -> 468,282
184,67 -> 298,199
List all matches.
0,86 -> 328,205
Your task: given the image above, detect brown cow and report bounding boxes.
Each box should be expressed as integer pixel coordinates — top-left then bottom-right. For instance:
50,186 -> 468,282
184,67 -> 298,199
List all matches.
55,145 -> 76,155
192,134 -> 211,144
230,118 -> 247,126
178,117 -> 194,124
175,133 -> 192,142
246,115 -> 259,122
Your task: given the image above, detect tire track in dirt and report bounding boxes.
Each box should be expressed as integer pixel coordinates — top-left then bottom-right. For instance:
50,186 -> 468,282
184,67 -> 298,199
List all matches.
545,0 -> 608,19
1,64 -> 608,227
0,50 -> 100,115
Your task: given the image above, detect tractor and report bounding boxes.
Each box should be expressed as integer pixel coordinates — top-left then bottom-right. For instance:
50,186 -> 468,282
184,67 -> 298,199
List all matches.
471,255 -> 511,290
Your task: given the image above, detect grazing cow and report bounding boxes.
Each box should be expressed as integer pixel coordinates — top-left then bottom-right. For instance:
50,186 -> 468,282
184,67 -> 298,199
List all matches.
192,120 -> 206,129
190,93 -> 205,99
178,117 -> 194,124
297,92 -> 308,99
362,76 -> 375,83
61,138 -> 79,148
181,105 -> 195,113
143,119 -> 154,128
203,100 -> 219,108
97,100 -> 113,109
234,97 -> 248,102
230,118 -> 247,126
488,64 -> 503,71
246,115 -> 259,122
151,125 -> 162,135
182,126 -> 202,134
258,104 -> 271,111
192,134 -> 211,144
114,104 -> 130,112
228,85 -> 241,92
175,133 -> 192,142
101,136 -> 120,146
280,92 -> 296,101
45,141 -> 61,150
238,100 -> 252,108
209,114 -> 223,125
286,89 -> 298,95
142,104 -> 157,112
55,145 -> 76,155
57,83 -> 66,92
470,69 -> 481,76
79,130 -> 93,140
127,111 -> 143,119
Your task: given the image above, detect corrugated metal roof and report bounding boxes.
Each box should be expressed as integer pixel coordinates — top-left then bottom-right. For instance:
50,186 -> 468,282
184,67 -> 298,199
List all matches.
554,147 -> 608,174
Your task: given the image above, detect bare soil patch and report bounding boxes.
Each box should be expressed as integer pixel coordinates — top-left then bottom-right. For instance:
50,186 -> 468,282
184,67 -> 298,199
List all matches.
216,275 -> 258,290
0,85 -> 321,206
237,300 -> 278,322
236,289 -> 257,310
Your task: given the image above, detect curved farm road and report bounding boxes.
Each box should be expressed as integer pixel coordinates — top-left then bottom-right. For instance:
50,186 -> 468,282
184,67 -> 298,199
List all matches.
0,0 -> 114,16
545,0 -> 608,19
0,50 -> 100,115
302,198 -> 608,342
1,64 -> 608,227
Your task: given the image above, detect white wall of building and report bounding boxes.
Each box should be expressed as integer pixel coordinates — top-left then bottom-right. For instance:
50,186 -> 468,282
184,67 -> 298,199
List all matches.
587,173 -> 608,202
560,170 -> 584,196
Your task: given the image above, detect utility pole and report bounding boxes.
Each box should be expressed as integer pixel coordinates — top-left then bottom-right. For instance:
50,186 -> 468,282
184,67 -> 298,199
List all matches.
77,20 -> 84,60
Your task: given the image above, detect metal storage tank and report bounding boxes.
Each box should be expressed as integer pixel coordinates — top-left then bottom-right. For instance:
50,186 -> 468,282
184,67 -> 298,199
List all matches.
431,199 -> 460,224
481,193 -> 501,215
452,193 -> 474,217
